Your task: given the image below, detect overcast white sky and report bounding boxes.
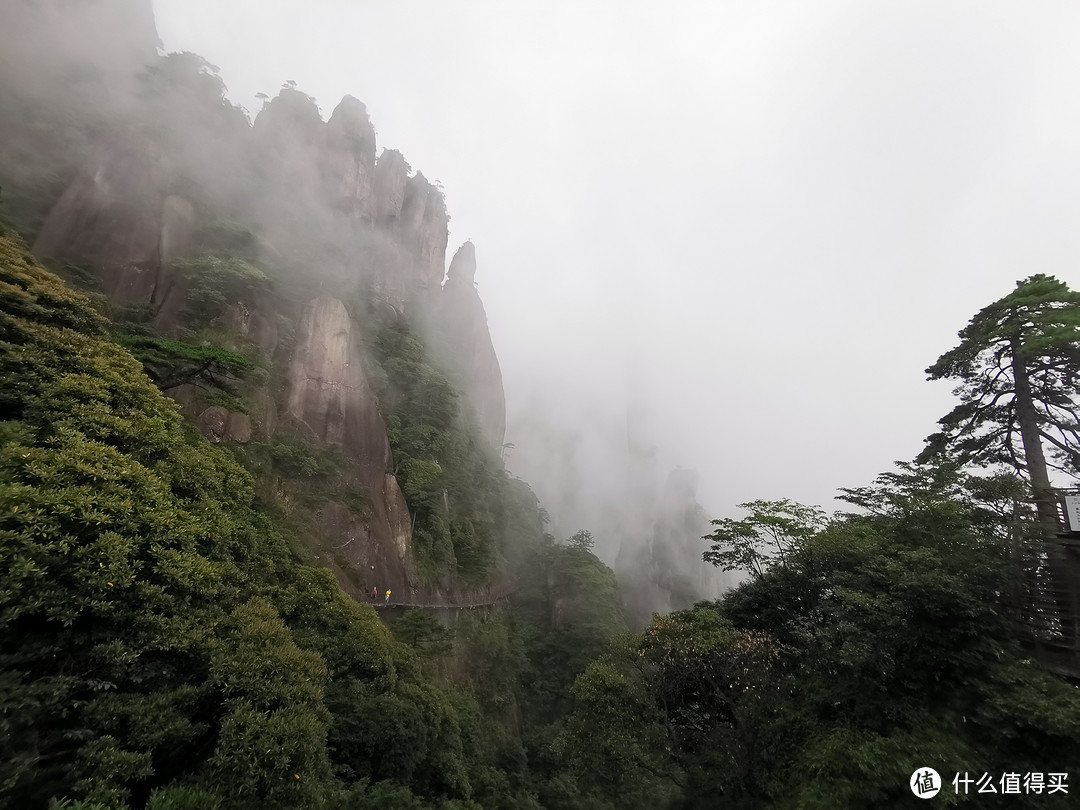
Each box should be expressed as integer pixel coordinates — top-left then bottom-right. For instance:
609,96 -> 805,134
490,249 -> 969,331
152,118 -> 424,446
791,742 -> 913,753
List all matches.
154,0 -> 1080,529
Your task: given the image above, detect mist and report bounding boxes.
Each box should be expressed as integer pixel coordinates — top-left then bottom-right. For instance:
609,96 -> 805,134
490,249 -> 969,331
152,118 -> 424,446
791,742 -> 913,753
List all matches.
6,0 -> 1080,609
6,5 -> 1080,802
142,3 -> 1080,559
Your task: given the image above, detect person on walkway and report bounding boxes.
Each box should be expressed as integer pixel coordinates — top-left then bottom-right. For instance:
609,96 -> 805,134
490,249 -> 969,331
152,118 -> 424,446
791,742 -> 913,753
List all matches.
385,589 -> 391,604
372,586 -> 378,601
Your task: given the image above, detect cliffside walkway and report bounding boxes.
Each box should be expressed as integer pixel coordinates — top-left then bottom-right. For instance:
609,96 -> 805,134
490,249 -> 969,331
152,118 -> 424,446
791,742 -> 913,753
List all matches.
370,589 -> 515,611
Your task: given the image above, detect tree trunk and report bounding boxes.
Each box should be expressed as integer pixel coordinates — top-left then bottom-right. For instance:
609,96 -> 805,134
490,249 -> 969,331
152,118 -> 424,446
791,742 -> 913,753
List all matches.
1013,340 -> 1080,651
1012,340 -> 1058,535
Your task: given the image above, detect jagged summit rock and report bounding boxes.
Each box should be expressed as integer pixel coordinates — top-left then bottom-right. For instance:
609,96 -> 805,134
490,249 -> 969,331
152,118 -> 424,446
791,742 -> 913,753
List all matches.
327,94 -> 372,133
434,242 -> 506,452
373,149 -> 410,221
323,95 -> 377,218
253,86 -> 323,144
400,171 -> 449,293
446,239 -> 477,287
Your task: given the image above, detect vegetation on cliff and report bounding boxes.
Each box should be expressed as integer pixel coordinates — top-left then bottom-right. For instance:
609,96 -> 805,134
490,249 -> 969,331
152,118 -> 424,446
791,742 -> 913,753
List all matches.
4,12 -> 1080,807
0,234 -> 627,808
6,221 -> 1080,809
371,320 -> 507,585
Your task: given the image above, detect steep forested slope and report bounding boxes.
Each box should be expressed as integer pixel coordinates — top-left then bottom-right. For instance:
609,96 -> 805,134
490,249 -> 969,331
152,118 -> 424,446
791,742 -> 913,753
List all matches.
0,232 -> 613,808
0,7 -> 636,803
6,6 -> 1079,810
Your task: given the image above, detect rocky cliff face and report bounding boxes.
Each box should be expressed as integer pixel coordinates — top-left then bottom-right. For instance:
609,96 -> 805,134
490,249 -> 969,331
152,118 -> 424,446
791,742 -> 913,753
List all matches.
0,0 -> 163,238
5,1 -> 508,602
287,297 -> 381,462
246,89 -> 450,310
32,140 -> 195,307
433,242 -> 507,452
32,141 -> 168,270
322,96 -> 377,219
399,172 -> 450,296
372,149 -> 410,222
285,295 -> 417,596
616,468 -> 733,629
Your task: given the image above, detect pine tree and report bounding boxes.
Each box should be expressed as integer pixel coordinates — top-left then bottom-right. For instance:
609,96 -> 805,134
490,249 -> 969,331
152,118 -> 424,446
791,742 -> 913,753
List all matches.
918,274 -> 1080,531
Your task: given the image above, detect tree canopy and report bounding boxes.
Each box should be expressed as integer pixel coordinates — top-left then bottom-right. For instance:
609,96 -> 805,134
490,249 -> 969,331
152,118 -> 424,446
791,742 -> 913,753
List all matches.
918,275 -> 1080,500
563,481 -> 1080,808
702,499 -> 827,581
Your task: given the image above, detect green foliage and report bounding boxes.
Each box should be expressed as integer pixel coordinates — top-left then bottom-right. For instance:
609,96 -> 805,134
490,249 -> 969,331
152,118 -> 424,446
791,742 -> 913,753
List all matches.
565,529 -> 595,551
559,610 -> 786,807
342,778 -> 487,810
0,233 -> 324,805
205,598 -> 332,805
334,486 -> 373,519
0,236 -> 535,808
837,459 -> 1029,546
190,222 -> 260,261
17,177 -> 1080,807
138,52 -> 226,106
523,543 -> 624,695
392,610 -> 454,657
170,254 -> 269,329
509,539 -> 629,806
115,333 -> 253,391
135,52 -> 250,147
562,469 -> 1080,808
411,521 -> 457,583
265,429 -> 341,480
199,389 -> 249,414
372,322 -> 505,584
0,236 -> 106,336
397,456 -> 444,509
145,785 -> 224,809
919,274 -> 1080,478
703,498 -> 828,581
328,680 -> 475,799
560,654 -> 665,795
453,613 -> 528,715
450,518 -> 495,579
47,800 -> 117,810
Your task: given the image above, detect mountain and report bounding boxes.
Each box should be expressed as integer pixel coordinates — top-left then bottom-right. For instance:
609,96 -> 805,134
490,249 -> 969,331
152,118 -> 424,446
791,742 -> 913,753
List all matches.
1,0 -> 510,605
